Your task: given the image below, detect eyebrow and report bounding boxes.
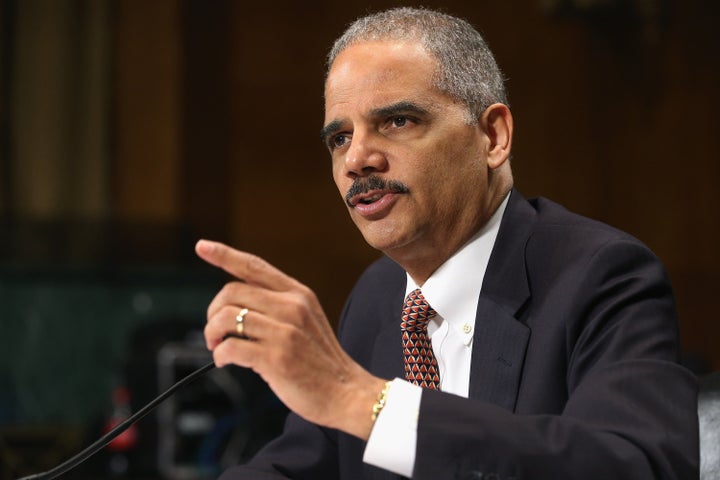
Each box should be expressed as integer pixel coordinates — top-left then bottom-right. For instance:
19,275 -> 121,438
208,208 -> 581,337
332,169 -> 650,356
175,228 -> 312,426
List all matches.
369,101 -> 430,119
320,100 -> 431,145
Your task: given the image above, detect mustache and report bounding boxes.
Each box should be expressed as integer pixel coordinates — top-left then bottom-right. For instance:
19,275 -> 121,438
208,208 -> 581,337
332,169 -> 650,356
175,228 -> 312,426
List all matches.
345,175 -> 410,207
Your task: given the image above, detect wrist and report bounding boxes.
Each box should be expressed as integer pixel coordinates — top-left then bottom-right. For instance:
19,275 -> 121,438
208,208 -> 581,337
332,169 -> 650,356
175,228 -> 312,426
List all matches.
331,372 -> 389,440
371,381 -> 392,421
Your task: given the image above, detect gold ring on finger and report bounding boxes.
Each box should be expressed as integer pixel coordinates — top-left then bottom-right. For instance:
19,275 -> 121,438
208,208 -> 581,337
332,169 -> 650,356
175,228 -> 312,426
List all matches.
235,307 -> 249,336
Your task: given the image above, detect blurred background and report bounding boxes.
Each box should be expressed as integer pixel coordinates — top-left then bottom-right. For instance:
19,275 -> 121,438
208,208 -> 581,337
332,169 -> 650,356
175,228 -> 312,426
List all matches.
0,0 -> 718,478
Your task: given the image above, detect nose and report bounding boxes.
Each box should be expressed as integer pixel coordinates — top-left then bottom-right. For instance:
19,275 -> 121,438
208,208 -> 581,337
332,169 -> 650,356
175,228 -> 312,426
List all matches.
343,130 -> 388,178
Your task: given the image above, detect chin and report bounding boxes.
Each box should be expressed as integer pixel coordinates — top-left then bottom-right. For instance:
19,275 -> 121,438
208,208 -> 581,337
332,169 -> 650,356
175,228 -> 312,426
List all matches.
359,228 -> 414,255
352,213 -> 419,252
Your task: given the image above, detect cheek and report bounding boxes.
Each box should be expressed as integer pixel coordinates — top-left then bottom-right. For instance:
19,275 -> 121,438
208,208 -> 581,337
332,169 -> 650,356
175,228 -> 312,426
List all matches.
416,144 -> 484,199
407,145 -> 453,186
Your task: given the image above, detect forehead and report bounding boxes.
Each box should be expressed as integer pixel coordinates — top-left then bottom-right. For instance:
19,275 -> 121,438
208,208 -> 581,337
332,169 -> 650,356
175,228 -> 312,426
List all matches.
324,40 -> 440,118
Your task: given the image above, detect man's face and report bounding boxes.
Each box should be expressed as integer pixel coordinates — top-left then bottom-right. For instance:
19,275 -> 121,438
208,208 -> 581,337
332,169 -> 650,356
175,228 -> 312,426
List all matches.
323,40 -> 492,268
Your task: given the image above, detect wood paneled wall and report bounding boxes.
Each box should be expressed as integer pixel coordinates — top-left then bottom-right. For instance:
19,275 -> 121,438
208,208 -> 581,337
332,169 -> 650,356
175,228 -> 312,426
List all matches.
111,0 -> 720,369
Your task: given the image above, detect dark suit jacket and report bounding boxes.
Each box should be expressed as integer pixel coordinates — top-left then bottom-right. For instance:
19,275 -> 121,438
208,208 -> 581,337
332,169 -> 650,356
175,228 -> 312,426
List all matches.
219,190 -> 698,480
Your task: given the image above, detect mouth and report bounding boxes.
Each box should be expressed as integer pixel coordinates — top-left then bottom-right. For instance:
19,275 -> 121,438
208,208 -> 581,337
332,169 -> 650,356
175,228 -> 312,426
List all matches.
348,190 -> 403,219
348,190 -> 391,207
344,175 -> 410,209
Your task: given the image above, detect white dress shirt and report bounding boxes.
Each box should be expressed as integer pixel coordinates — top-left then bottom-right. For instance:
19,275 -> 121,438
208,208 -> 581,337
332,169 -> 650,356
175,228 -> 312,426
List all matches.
363,193 -> 509,477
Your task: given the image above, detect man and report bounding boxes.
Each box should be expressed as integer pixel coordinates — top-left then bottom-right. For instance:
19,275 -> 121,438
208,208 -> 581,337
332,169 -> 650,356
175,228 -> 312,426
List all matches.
196,7 -> 698,480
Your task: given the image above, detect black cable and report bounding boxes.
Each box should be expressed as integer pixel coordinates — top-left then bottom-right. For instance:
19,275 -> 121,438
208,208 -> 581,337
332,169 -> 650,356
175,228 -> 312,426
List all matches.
15,360 -> 217,480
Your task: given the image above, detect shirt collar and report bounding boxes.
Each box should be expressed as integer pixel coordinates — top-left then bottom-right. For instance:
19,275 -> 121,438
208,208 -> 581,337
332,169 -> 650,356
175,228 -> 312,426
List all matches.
405,192 -> 510,343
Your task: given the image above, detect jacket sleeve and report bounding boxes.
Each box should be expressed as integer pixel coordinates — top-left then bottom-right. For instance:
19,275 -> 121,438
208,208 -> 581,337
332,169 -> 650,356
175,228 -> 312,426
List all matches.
412,238 -> 698,480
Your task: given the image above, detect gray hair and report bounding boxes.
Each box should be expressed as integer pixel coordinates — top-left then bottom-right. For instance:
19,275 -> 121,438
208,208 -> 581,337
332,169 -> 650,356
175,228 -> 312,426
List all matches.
326,7 -> 508,122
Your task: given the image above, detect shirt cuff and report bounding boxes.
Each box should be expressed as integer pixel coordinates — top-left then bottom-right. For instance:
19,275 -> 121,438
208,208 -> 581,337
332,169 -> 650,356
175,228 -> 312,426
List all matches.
362,378 -> 422,477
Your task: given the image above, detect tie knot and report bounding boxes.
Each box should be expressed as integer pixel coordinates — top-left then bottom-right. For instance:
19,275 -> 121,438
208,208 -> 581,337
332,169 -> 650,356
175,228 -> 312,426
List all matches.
401,289 -> 436,331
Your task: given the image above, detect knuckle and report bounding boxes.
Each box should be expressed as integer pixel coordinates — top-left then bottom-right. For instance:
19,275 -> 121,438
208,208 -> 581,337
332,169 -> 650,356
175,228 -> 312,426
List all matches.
275,322 -> 304,347
219,280 -> 243,298
274,294 -> 306,324
286,299 -> 307,321
220,304 -> 238,322
296,284 -> 318,306
296,283 -> 312,297
212,343 -> 229,367
215,337 -> 249,367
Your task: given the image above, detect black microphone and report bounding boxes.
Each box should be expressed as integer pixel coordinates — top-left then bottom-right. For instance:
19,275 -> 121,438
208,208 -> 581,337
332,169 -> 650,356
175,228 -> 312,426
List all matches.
15,360 -> 217,480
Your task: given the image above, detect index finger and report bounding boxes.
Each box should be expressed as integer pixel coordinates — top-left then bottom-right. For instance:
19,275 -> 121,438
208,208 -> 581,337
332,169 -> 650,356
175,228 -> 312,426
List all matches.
196,239 -> 297,291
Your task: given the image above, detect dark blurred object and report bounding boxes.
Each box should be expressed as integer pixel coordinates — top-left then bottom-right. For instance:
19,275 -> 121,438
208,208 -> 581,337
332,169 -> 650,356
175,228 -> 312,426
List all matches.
94,320 -> 288,479
103,386 -> 139,477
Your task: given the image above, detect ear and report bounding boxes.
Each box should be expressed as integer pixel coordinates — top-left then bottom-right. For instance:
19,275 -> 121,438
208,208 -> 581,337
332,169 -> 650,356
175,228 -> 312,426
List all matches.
480,103 -> 513,170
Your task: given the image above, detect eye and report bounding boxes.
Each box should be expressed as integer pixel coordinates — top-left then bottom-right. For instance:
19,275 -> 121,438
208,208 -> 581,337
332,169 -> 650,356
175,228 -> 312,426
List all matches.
391,116 -> 407,128
330,133 -> 349,150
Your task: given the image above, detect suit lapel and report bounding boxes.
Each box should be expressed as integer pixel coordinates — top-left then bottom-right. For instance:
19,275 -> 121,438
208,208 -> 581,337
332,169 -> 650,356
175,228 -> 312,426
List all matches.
468,189 -> 534,411
370,281 -> 406,379
371,319 -> 405,379
468,297 -> 530,411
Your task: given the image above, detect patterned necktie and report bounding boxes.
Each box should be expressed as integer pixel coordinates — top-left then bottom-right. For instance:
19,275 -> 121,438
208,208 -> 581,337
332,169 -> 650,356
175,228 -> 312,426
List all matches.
401,289 -> 440,389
